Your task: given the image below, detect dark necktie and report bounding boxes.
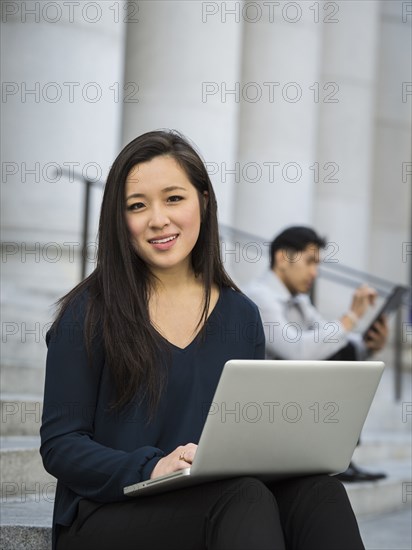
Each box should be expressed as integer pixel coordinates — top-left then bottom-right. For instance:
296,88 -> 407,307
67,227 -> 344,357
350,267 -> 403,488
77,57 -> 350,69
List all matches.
287,297 -> 306,327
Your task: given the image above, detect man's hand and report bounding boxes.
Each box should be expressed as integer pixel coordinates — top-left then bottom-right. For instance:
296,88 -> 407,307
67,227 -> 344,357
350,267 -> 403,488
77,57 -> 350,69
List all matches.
364,316 -> 388,353
150,443 -> 197,480
350,285 -> 377,319
341,285 -> 378,331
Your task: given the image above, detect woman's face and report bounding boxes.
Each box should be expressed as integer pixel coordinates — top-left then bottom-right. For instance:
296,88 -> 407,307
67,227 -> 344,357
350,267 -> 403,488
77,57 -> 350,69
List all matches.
124,155 -> 206,276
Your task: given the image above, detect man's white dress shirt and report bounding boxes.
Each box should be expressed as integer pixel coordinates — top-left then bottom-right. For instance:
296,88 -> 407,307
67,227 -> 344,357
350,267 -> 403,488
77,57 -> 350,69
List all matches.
243,270 -> 366,360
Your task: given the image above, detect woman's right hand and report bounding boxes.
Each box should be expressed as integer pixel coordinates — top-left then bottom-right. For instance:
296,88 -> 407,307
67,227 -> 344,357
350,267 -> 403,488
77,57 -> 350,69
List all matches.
150,443 -> 197,480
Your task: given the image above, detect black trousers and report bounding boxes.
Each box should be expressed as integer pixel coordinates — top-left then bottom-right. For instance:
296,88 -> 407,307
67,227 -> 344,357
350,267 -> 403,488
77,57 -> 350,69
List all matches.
56,475 -> 364,550
327,343 -> 357,362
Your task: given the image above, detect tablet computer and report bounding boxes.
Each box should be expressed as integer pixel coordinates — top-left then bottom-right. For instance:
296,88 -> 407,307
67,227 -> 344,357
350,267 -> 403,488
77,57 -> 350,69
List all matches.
363,285 -> 409,337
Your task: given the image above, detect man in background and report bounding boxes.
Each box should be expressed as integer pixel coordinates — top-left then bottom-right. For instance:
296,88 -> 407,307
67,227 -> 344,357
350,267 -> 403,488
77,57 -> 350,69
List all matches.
244,226 -> 388,482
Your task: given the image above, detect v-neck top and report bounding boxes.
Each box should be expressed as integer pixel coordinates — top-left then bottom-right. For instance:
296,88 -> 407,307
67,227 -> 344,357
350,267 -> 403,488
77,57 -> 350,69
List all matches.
40,286 -> 265,546
154,287 -> 223,353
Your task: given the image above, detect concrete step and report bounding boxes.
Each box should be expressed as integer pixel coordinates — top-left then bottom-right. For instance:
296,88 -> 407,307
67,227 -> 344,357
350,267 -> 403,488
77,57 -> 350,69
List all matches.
353,431 -> 412,463
1,364 -> 45,395
1,394 -> 43,436
360,365 -> 412,434
358,507 -> 412,550
0,437 -> 55,500
0,498 -> 52,550
0,331 -> 48,372
363,399 -> 412,434
1,290 -> 56,370
344,458 -> 412,516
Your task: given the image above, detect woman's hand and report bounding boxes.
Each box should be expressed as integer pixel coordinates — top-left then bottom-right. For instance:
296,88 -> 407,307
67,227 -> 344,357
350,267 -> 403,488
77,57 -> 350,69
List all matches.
150,443 -> 197,480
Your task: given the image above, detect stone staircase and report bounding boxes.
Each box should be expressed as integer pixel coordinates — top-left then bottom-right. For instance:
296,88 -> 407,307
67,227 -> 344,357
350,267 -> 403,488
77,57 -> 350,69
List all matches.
1,361 -> 54,549
1,360 -> 411,550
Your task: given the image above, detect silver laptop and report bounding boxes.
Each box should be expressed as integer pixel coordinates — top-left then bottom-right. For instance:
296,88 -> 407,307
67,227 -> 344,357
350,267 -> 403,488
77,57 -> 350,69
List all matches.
124,360 -> 384,497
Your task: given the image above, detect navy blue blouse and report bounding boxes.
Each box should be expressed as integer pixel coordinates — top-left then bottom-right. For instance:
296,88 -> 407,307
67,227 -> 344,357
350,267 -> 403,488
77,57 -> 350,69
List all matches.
40,287 -> 265,540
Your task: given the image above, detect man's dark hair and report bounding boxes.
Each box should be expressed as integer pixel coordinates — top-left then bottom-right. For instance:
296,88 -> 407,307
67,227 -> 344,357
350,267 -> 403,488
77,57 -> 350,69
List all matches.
270,226 -> 327,268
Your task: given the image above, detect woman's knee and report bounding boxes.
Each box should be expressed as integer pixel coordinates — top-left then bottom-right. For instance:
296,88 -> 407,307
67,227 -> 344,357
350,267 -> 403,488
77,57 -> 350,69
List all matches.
298,474 -> 348,505
220,477 -> 275,504
206,478 -> 285,550
268,474 -> 350,512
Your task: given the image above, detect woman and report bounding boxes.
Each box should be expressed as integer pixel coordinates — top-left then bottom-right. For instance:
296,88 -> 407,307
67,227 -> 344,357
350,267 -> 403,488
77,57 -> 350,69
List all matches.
40,130 -> 365,550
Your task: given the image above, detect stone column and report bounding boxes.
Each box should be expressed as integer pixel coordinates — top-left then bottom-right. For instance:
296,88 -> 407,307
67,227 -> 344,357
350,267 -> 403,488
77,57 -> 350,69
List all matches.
1,1 -> 125,367
121,0 -> 243,226
368,0 -> 411,286
232,1 -> 323,284
368,0 -> 412,368
313,0 -> 381,317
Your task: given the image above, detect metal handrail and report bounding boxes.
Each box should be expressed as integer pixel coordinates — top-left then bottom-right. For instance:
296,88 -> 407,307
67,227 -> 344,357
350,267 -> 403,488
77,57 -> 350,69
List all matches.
58,169 -> 104,280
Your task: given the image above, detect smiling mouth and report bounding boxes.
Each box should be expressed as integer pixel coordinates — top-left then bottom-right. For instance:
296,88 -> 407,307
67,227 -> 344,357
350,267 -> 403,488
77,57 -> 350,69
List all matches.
148,235 -> 178,245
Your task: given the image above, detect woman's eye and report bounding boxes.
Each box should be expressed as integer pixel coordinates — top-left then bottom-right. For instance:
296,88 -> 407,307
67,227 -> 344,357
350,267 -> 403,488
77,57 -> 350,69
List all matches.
127,202 -> 145,211
167,195 -> 183,203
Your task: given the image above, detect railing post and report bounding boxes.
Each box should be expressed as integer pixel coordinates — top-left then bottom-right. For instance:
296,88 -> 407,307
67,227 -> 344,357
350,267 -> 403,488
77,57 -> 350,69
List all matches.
394,306 -> 403,401
81,179 -> 92,281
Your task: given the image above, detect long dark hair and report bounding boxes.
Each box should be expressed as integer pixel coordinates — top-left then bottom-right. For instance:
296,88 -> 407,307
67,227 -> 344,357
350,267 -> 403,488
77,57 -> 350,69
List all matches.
53,130 -> 239,414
